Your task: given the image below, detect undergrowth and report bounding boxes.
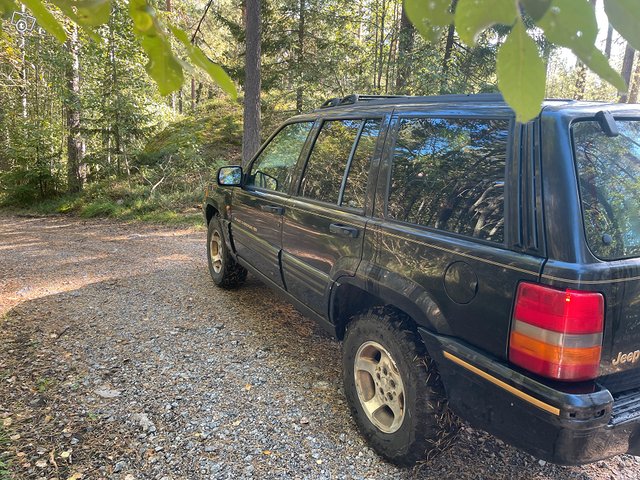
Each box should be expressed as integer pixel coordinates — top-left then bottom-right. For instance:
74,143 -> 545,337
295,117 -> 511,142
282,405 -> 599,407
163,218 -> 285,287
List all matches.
2,179 -> 206,228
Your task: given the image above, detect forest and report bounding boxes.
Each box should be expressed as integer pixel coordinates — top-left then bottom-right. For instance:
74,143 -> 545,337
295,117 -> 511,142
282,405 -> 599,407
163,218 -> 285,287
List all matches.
0,0 -> 638,224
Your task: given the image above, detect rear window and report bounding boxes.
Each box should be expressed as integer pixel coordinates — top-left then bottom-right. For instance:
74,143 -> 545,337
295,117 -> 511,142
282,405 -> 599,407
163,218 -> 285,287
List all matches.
573,119 -> 640,259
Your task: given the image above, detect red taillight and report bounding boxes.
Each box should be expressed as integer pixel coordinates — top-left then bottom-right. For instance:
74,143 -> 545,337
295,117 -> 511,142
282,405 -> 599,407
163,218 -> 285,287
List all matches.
509,282 -> 604,382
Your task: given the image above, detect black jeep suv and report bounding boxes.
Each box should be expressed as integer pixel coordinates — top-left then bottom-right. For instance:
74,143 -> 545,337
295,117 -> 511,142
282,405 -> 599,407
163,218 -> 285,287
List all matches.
203,94 -> 640,466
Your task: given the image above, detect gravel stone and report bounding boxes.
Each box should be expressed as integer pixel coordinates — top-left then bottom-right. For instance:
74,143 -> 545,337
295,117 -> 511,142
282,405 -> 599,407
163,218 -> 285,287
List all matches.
1,215 -> 639,479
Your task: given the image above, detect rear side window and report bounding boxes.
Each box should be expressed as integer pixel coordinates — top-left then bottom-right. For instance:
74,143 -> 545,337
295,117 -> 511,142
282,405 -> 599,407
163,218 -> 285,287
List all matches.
573,119 -> 640,259
299,119 -> 381,208
247,122 -> 314,193
342,119 -> 382,209
387,117 -> 509,243
300,120 -> 360,203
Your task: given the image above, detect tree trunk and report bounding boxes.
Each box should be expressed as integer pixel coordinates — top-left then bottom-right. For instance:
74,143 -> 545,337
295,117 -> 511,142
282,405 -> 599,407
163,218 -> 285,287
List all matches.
65,25 -> 85,193
441,0 -> 459,94
628,54 -> 640,103
20,5 -> 27,118
376,0 -> 387,90
109,17 -> 122,176
191,77 -> 196,111
619,43 -> 636,103
605,23 -> 613,59
243,0 -> 261,166
395,5 -> 414,94
295,0 -> 305,113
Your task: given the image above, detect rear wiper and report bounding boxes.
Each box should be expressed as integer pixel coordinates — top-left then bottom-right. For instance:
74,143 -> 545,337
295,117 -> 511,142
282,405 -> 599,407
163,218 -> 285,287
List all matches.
595,110 -> 619,137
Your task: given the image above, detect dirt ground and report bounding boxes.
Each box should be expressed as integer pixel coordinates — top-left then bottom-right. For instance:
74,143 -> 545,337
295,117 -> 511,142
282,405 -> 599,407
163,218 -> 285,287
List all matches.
0,214 -> 638,479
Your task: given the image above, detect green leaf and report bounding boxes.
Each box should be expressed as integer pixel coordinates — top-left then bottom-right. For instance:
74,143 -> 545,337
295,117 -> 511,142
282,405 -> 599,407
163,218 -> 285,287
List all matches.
75,0 -> 111,27
497,18 -> 545,123
519,0 -> 552,21
455,0 -> 518,46
170,26 -> 237,99
0,0 -> 17,17
537,0 -> 597,56
140,34 -> 184,96
22,0 -> 67,42
49,0 -> 102,41
129,0 -> 155,33
404,0 -> 450,43
576,47 -> 627,92
404,0 -> 453,26
129,0 -> 183,96
604,0 -> 640,52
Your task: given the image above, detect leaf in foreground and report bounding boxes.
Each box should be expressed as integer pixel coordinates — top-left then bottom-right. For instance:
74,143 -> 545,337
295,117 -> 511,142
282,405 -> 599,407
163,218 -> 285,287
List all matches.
21,0 -> 67,42
171,27 -> 237,99
404,0 -> 452,43
455,0 -> 518,46
497,19 -> 546,123
604,0 -> 640,52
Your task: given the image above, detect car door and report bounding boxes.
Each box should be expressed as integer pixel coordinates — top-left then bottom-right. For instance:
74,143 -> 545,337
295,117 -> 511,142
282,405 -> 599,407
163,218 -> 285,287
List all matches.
281,117 -> 385,314
231,121 -> 314,288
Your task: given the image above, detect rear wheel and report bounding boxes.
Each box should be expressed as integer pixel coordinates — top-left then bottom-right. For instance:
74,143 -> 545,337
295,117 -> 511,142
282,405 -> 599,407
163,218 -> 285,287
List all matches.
342,307 -> 458,466
207,216 -> 247,289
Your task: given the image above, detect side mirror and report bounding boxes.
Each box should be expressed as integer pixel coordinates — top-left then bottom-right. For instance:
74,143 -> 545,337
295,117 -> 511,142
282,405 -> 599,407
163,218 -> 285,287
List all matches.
217,166 -> 243,187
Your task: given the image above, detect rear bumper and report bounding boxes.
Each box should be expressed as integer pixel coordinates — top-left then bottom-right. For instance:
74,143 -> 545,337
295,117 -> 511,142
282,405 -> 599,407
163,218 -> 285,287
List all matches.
419,328 -> 640,465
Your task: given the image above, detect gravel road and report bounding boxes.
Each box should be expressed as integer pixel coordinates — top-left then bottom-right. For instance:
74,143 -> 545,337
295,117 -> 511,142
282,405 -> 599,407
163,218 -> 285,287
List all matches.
1,214 -> 638,480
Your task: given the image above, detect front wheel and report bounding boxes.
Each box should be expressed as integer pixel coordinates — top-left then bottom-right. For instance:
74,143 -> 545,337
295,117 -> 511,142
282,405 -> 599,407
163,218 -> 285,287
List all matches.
342,307 -> 458,466
207,216 -> 247,289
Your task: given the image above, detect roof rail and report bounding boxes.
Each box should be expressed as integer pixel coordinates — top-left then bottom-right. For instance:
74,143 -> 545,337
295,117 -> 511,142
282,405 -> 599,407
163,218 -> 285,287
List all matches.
319,93 -> 507,109
320,94 -> 409,108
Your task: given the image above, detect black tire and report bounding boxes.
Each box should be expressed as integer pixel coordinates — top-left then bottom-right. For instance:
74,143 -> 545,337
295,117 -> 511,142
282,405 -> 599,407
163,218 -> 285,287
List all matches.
206,216 -> 247,289
342,307 -> 459,466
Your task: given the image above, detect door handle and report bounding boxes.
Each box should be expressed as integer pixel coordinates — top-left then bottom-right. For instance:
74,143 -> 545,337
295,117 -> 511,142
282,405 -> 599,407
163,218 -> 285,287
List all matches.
261,205 -> 285,215
329,223 -> 360,238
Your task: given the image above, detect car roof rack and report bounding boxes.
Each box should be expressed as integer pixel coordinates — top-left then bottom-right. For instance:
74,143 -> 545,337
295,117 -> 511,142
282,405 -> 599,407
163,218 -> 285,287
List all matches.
319,94 -> 409,108
319,93 -> 508,109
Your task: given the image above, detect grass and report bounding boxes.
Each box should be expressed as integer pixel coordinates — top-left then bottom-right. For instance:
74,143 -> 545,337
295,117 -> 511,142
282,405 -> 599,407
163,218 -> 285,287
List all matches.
1,180 -> 207,229
36,377 -> 54,393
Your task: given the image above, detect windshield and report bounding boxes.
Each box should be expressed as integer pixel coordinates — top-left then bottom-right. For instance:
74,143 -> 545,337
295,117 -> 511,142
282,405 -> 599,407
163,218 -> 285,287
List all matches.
573,119 -> 640,260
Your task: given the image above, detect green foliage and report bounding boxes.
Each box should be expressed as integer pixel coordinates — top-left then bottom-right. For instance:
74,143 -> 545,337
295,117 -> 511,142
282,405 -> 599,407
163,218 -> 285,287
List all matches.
455,0 -> 517,46
6,0 -> 235,97
497,19 -> 546,123
129,0 -> 183,96
139,98 -> 242,170
405,0 -> 629,122
21,0 -> 67,42
404,0 -> 451,42
603,0 -> 640,51
171,27 -> 237,99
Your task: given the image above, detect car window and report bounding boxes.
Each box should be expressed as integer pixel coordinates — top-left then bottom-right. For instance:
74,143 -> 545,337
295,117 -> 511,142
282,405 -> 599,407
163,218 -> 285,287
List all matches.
387,117 -> 509,243
573,119 -> 640,259
341,119 -> 382,209
247,122 -> 314,193
300,120 -> 361,204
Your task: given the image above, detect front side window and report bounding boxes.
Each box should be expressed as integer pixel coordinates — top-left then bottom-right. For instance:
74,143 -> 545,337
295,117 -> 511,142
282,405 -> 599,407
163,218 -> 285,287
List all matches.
573,119 -> 640,259
300,120 -> 361,204
247,122 -> 314,193
387,117 -> 509,243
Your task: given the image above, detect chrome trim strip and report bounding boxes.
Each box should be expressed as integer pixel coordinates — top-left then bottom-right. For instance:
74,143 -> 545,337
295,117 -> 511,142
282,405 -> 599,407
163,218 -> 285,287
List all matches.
512,320 -> 603,349
443,351 -> 561,416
